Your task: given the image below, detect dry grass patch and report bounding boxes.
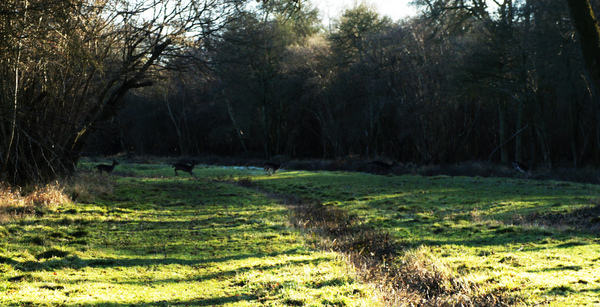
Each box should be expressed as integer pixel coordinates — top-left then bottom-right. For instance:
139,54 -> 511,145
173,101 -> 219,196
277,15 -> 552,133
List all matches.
0,182 -> 70,223
275,193 -> 516,307
60,172 -> 116,203
0,171 -> 115,223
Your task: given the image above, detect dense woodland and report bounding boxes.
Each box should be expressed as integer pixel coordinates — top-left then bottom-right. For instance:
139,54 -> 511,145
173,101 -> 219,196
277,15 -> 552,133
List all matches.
2,0 -> 600,184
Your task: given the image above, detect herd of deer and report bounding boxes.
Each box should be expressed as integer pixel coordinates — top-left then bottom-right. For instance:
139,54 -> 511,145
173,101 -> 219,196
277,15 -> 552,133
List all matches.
93,159 -> 199,177
92,159 -> 401,178
92,159 -> 282,177
93,159 -> 532,177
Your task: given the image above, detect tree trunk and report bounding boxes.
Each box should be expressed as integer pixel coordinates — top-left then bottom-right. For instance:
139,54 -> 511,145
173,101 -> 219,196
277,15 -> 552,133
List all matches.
515,99 -> 523,163
223,92 -> 248,153
165,94 -> 185,155
565,0 -> 600,167
498,101 -> 509,164
566,0 -> 600,92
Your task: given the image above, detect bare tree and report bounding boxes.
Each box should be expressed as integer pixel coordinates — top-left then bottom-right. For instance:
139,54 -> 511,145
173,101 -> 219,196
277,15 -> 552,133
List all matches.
0,0 -> 243,184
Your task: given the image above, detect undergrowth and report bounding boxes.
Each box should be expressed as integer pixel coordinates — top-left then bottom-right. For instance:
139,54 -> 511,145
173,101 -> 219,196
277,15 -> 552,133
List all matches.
0,171 -> 117,224
60,172 -> 117,203
0,182 -> 70,224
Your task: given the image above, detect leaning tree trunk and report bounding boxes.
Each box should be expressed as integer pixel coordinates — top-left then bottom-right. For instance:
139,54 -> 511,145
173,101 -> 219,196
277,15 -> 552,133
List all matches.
566,0 -> 600,97
565,0 -> 600,167
65,40 -> 171,167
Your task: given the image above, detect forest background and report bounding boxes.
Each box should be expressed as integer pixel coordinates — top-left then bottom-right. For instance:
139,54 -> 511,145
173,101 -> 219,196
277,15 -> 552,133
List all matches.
2,0 -> 600,184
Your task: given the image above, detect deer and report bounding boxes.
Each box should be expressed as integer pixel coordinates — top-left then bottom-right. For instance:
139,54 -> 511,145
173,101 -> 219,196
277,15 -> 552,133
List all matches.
368,160 -> 399,174
173,160 -> 197,178
94,160 -> 119,175
511,161 -> 531,177
264,162 -> 283,175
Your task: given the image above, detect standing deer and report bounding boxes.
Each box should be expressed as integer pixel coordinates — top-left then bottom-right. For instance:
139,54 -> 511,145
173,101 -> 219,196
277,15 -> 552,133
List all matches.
173,160 -> 197,178
264,162 -> 283,175
95,160 -> 119,175
368,160 -> 398,174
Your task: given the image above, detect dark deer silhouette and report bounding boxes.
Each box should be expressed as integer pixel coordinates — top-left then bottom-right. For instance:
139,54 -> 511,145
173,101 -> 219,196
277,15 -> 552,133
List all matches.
368,160 -> 398,174
173,160 -> 197,178
264,162 -> 283,175
512,161 -> 531,176
95,160 -> 119,175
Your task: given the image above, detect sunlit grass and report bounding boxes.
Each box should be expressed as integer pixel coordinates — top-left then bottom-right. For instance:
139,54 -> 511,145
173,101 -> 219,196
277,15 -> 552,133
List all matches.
3,161 -> 600,306
0,164 -> 380,306
243,168 -> 600,306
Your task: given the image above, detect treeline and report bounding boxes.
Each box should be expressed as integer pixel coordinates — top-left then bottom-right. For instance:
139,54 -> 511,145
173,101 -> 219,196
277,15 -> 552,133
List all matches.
2,0 -> 600,185
88,0 -> 600,169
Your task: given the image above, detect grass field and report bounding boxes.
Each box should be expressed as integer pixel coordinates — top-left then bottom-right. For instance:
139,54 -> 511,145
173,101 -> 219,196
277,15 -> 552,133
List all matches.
252,170 -> 600,306
1,161 -> 600,306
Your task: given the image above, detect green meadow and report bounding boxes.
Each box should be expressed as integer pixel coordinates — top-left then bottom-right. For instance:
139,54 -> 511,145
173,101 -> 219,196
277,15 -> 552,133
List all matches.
1,162 -> 600,306
252,170 -> 600,306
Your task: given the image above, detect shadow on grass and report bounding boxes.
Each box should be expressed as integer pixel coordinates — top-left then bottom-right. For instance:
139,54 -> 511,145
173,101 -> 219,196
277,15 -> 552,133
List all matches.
7,247 -> 320,272
525,264 -> 587,274
9,295 -> 260,307
4,255 -> 326,306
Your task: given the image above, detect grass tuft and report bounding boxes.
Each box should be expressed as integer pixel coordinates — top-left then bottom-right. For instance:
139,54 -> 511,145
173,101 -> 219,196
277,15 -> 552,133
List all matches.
36,249 -> 70,260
